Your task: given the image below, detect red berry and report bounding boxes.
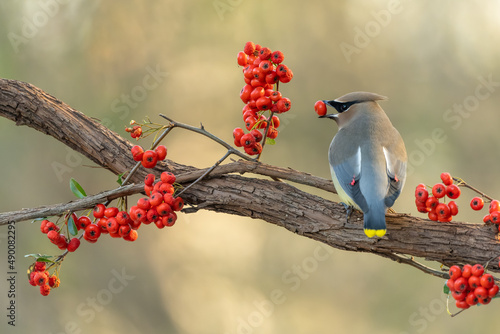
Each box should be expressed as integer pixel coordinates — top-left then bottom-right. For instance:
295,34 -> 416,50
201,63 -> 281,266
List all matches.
256,96 -> 272,111
314,100 -> 327,117
415,187 -> 429,203
104,207 -> 119,218
258,47 -> 272,60
250,129 -> 263,143
240,84 -> 253,103
131,145 -> 144,162
427,211 -> 438,221
93,203 -> 106,219
480,273 -> 495,289
455,300 -> 470,309
445,184 -> 461,199
106,218 -> 119,234
432,183 -> 446,198
451,290 -> 467,301
448,201 -> 459,216
172,197 -> 184,211
47,230 -> 60,243
449,265 -> 462,280
34,261 -> 46,272
446,279 -> 455,291
489,200 -> 500,213
40,285 -> 51,296
470,197 -> 484,211
155,145 -> 167,161
119,224 -> 131,237
491,211 -> 500,224
243,41 -> 256,56
479,296 -> 491,305
454,277 -> 468,292
137,197 -> 151,211
270,50 -> 284,64
440,172 -> 453,186
161,171 -> 176,184
48,275 -> 60,288
123,229 -> 138,242
116,211 -> 131,225
461,264 -> 472,278
276,97 -> 291,113
149,192 -> 163,207
265,71 -> 279,85
474,286 -> 488,299
270,90 -> 282,102
436,203 -> 451,222
76,216 -> 91,230
144,174 -> 155,187
233,128 -> 245,144
240,133 -> 256,148
471,264 -> 484,277
469,275 -> 480,289
237,51 -> 247,66
416,183 -> 427,189
163,212 -> 177,227
267,127 -> 278,139
483,214 -> 491,223
488,284 -> 499,297
142,150 -> 158,169
34,272 -> 48,286
67,238 -> 80,252
84,224 -> 101,241
244,143 -> 262,155
465,291 -> 478,306
156,202 -> 173,216
259,60 -> 273,73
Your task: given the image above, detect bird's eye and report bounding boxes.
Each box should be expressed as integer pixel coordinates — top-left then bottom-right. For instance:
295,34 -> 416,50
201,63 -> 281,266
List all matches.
340,104 -> 349,112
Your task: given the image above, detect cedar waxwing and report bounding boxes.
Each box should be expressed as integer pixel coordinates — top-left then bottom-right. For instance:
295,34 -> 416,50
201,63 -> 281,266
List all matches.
319,92 -> 407,238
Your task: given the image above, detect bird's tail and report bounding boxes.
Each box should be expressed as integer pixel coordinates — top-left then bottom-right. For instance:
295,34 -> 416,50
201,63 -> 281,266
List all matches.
363,203 -> 387,238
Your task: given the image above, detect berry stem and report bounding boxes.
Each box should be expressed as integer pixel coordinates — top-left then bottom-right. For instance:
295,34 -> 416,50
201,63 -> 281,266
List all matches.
175,150 -> 232,199
256,111 -> 275,161
453,177 -> 495,202
159,114 -> 254,162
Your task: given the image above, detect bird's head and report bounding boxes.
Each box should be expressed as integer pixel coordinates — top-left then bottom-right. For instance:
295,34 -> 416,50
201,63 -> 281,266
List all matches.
319,91 -> 387,128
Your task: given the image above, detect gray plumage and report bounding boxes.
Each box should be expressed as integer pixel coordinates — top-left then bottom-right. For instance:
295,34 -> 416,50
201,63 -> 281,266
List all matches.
320,92 -> 407,238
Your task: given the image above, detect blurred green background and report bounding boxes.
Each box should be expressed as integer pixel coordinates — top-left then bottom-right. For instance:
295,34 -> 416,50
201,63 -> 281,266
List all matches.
1,0 -> 500,333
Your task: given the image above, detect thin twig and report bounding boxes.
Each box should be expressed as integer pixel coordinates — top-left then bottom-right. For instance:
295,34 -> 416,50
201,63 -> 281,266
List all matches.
382,252 -> 449,279
453,177 -> 495,202
159,114 -> 253,162
256,111 -> 274,161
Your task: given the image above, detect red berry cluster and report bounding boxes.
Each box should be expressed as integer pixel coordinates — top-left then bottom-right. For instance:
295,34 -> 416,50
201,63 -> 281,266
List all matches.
125,125 -> 143,139
414,172 -> 461,222
128,171 -> 184,229
314,100 -> 327,117
41,218 -> 81,252
131,144 -> 167,168
28,261 -> 60,296
234,41 -> 293,155
447,264 -> 498,309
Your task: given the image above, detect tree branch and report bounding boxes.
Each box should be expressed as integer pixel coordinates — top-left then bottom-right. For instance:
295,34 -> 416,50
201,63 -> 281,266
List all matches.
2,78 -> 500,275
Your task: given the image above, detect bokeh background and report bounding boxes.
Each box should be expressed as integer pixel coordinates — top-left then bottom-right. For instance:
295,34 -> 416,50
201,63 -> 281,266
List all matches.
1,1 -> 500,333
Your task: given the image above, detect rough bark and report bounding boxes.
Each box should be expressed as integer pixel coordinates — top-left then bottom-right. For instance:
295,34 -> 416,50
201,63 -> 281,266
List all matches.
1,78 -> 500,274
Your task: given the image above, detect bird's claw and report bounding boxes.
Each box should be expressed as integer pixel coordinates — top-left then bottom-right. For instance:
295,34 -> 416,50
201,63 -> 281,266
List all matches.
341,202 -> 353,223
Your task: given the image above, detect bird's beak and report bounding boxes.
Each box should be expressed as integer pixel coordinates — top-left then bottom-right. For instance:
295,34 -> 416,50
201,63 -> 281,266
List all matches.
318,100 -> 338,119
318,114 -> 337,119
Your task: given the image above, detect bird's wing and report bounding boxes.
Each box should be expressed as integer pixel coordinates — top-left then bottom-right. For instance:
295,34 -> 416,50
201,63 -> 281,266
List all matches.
382,146 -> 407,208
332,146 -> 369,212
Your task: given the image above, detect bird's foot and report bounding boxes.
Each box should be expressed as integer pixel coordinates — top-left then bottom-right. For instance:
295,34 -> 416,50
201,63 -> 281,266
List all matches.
341,202 -> 353,223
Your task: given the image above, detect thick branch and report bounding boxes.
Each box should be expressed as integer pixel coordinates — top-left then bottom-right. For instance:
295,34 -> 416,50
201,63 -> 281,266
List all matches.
1,78 -> 500,273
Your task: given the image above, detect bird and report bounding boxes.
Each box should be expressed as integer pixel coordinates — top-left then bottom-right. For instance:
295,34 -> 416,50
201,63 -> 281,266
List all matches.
319,92 -> 407,238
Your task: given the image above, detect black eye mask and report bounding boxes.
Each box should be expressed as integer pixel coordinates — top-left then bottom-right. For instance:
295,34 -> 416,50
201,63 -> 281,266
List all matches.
324,100 -> 361,113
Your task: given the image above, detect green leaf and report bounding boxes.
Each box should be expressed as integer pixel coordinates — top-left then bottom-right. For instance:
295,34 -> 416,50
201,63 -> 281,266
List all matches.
70,178 -> 87,198
31,217 -> 47,223
443,281 -> 450,294
24,254 -> 56,263
266,137 -> 276,145
117,172 -> 125,186
67,214 -> 78,236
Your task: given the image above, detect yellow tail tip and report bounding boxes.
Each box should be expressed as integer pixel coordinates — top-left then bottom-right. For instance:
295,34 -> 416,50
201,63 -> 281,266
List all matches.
364,229 -> 386,238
